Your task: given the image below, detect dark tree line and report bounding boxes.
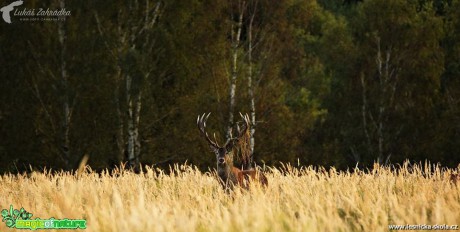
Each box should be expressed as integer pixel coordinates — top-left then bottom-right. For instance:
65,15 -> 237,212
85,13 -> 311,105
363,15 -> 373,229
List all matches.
0,0 -> 459,173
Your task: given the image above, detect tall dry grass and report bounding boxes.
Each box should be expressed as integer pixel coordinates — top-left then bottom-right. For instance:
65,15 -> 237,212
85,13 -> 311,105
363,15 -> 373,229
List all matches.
0,162 -> 459,232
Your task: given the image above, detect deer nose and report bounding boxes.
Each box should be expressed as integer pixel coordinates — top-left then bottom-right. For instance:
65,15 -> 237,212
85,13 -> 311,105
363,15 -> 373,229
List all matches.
218,158 -> 225,164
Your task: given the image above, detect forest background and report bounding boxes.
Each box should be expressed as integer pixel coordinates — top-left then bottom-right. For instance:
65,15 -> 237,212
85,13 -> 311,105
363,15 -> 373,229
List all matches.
1,0 -> 459,173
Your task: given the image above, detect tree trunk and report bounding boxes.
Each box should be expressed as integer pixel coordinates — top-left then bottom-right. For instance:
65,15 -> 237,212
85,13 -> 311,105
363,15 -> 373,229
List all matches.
126,74 -> 137,170
58,0 -> 72,170
247,6 -> 255,169
114,67 -> 125,165
361,36 -> 397,165
360,73 -> 371,162
375,36 -> 395,165
94,2 -> 161,171
133,91 -> 142,173
227,3 -> 244,141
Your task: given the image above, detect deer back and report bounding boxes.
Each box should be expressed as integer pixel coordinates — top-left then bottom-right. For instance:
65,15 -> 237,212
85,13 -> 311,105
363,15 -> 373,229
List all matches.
231,167 -> 268,188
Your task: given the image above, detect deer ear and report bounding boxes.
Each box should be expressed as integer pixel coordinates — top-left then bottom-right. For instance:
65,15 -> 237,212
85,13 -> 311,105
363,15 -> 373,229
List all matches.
209,145 -> 218,153
225,139 -> 236,151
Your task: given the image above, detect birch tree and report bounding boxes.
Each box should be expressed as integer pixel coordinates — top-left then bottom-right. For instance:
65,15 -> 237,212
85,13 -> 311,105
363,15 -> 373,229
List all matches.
226,0 -> 271,169
246,5 -> 255,169
226,0 -> 246,141
356,0 -> 443,165
245,0 -> 265,169
361,36 -> 398,165
27,0 -> 77,170
57,0 -> 73,170
95,1 -> 162,171
245,0 -> 275,169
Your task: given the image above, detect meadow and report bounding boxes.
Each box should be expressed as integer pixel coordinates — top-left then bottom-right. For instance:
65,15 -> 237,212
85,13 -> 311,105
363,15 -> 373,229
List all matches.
0,162 -> 459,232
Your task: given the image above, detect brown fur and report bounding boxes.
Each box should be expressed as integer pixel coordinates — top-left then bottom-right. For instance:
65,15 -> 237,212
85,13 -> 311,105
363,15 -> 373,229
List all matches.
236,128 -> 252,169
232,167 -> 268,188
217,160 -> 268,190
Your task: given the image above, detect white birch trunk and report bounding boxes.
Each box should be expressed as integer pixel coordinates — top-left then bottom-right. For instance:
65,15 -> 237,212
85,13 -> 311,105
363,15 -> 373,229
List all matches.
227,5 -> 244,141
375,37 -> 395,165
247,8 -> 255,169
96,1 -> 161,170
361,36 -> 398,165
126,74 -> 136,168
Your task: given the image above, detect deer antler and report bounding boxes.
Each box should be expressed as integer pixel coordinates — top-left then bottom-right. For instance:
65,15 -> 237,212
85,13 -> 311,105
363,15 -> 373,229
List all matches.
232,113 -> 251,169
197,113 -> 219,149
236,113 -> 250,140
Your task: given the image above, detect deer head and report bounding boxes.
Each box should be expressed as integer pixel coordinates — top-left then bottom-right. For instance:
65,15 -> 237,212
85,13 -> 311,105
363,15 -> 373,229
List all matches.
197,112 -> 249,169
198,113 -> 265,190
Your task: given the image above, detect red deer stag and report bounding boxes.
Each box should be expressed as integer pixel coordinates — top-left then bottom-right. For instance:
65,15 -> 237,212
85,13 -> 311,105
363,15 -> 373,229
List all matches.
197,112 -> 268,190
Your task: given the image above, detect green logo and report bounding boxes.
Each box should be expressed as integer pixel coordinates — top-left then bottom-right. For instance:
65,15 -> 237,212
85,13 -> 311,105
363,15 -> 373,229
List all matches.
1,205 -> 86,230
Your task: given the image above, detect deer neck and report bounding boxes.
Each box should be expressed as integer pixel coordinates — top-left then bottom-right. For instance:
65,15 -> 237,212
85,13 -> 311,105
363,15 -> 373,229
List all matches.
217,162 -> 236,183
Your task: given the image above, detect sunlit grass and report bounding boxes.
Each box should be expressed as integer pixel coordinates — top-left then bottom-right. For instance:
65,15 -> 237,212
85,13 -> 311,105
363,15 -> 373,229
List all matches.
0,162 -> 459,232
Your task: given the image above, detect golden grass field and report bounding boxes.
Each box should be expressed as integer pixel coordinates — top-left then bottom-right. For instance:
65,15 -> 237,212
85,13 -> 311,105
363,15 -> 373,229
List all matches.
0,162 -> 459,232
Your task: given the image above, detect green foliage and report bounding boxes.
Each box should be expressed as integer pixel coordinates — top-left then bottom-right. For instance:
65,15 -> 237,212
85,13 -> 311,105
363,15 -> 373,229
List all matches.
0,0 -> 459,172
